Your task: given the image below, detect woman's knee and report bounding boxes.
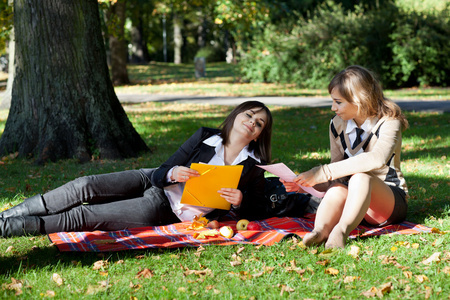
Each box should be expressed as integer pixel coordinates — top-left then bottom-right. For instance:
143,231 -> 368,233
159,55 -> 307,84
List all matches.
71,175 -> 96,191
349,173 -> 373,186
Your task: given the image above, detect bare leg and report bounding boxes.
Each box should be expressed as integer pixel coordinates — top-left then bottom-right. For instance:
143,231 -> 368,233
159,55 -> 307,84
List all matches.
325,173 -> 395,249
303,183 -> 347,247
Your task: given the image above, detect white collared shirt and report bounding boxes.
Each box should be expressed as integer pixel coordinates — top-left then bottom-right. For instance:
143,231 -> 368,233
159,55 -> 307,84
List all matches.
346,117 -> 378,156
164,134 -> 260,221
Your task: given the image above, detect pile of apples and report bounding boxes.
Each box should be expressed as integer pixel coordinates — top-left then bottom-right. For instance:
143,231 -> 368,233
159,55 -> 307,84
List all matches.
207,219 -> 261,239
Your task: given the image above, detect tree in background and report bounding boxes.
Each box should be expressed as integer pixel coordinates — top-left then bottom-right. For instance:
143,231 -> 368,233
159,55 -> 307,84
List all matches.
102,0 -> 130,85
127,0 -> 154,64
0,0 -> 14,109
0,0 -> 148,163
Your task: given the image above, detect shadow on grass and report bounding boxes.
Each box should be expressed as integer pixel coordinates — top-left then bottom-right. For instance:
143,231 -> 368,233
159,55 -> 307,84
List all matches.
0,240 -> 192,276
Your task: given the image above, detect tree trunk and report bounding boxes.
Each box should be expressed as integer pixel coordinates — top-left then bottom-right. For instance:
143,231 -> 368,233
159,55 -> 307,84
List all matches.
108,0 -> 130,85
0,0 -> 148,164
173,13 -> 183,64
0,27 -> 14,110
130,19 -> 150,64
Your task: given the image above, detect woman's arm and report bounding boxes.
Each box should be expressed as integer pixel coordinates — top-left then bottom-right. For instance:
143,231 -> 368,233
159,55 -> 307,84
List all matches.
151,127 -> 217,188
297,119 -> 402,186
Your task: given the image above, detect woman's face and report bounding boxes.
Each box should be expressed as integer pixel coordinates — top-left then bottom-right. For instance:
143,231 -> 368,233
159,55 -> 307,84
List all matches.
232,108 -> 268,141
330,88 -> 364,126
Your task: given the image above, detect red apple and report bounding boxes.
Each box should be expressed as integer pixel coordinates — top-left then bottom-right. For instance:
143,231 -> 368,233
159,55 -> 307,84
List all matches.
207,220 -> 220,229
247,222 -> 261,231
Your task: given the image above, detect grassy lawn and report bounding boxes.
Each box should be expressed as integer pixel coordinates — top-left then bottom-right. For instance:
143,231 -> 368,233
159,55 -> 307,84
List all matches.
0,101 -> 449,299
113,62 -> 450,100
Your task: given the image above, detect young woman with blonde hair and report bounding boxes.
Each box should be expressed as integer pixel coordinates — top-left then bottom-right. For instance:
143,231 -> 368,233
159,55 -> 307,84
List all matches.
283,65 -> 408,248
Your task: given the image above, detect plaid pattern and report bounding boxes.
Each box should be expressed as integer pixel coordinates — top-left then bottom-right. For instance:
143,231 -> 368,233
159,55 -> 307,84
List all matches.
48,214 -> 432,252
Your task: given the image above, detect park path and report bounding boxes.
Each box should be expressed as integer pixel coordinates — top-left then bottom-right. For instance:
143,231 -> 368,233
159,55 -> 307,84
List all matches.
0,91 -> 449,113
116,93 -> 450,113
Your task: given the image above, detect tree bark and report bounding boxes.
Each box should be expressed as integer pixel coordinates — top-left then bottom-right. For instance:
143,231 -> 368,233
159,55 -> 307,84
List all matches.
0,0 -> 148,163
108,0 -> 130,85
173,13 -> 183,64
0,27 -> 14,109
130,18 -> 150,64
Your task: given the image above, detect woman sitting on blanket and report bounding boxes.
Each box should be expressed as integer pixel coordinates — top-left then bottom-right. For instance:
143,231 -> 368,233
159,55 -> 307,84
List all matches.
282,65 -> 409,249
0,101 -> 272,238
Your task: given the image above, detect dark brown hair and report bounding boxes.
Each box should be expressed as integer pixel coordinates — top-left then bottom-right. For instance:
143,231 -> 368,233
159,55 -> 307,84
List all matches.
328,65 -> 408,129
219,101 -> 272,162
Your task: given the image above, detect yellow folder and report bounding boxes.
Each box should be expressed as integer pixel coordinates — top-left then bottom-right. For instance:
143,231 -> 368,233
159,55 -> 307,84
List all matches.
180,163 -> 244,210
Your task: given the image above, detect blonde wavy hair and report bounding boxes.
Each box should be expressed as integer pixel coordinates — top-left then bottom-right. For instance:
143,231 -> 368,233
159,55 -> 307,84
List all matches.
328,65 -> 408,130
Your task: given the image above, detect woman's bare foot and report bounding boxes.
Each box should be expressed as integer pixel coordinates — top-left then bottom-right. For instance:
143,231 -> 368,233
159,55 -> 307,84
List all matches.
324,227 -> 348,249
303,231 -> 327,247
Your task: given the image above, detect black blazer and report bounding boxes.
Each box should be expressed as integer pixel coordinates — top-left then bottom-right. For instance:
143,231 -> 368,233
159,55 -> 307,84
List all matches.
142,127 -> 267,220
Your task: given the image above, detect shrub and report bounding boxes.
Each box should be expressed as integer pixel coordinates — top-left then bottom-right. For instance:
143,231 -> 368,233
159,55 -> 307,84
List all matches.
387,7 -> 450,87
239,0 -> 450,88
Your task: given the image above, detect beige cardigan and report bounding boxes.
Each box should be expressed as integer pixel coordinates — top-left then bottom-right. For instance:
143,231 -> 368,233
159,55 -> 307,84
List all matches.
311,116 -> 408,194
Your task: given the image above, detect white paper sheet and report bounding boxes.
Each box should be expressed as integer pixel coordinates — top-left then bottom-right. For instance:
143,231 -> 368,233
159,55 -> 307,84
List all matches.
257,163 -> 325,198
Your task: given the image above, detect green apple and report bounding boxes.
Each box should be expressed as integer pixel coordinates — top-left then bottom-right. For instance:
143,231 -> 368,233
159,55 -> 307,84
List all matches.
236,219 -> 250,231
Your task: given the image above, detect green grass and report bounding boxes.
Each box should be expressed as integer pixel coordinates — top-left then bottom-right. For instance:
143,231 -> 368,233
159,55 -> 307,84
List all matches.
0,101 -> 449,299
1,63 -> 449,298
112,62 -> 450,100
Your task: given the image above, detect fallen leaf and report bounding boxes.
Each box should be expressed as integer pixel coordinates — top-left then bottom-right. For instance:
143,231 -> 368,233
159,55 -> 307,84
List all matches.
2,278 -> 23,295
44,290 -> 56,297
92,260 -> 109,270
422,252 -> 441,265
316,259 -> 330,266
279,284 -> 295,296
136,268 -> 154,279
325,268 -> 339,275
403,271 -> 413,279
236,246 -> 245,254
318,248 -> 340,257
415,275 -> 429,283
361,287 -> 377,298
344,276 -> 359,283
348,245 -> 360,258
52,273 -> 63,286
379,282 -> 393,295
431,227 -> 445,234
184,268 -> 212,276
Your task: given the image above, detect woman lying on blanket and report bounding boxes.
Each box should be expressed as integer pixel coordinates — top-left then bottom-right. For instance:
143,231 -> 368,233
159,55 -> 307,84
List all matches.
0,101 -> 272,237
282,65 -> 409,249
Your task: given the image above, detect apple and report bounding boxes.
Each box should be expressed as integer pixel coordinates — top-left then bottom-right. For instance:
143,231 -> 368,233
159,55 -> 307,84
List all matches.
219,226 -> 234,238
247,222 -> 261,231
207,220 -> 220,229
236,219 -> 249,231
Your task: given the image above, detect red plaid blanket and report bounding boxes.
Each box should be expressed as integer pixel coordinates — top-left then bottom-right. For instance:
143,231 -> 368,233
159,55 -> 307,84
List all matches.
48,214 -> 432,252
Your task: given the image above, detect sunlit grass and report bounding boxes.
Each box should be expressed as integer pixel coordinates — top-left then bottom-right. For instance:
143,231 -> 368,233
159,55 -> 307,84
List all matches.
111,62 -> 450,100
0,102 -> 449,299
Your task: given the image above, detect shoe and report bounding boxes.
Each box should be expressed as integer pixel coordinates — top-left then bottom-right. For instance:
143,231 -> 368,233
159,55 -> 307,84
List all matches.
0,216 -> 42,238
0,194 -> 47,218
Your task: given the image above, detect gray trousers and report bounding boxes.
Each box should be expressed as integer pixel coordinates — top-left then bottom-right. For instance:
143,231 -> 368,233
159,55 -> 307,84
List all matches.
39,169 -> 179,233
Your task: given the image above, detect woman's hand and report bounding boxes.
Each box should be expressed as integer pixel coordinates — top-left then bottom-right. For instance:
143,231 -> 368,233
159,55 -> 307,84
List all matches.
218,188 -> 243,207
294,169 -> 318,187
172,166 -> 200,182
280,179 -> 304,193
